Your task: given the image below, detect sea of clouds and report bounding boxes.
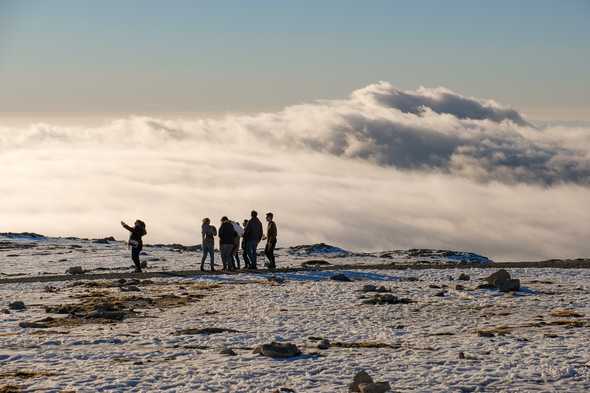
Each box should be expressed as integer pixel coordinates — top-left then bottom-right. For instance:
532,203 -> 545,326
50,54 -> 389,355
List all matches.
1,82 -> 589,261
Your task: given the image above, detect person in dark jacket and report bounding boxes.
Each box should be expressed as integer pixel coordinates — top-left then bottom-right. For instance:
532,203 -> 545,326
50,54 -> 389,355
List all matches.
121,219 -> 147,273
242,210 -> 263,269
218,216 -> 237,271
263,212 -> 277,269
241,219 -> 250,268
201,218 -> 217,271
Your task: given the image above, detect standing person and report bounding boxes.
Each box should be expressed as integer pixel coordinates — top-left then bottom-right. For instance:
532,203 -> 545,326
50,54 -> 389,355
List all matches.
231,221 -> 244,269
121,219 -> 147,273
218,216 -> 237,271
200,218 -> 217,271
242,210 -> 263,269
241,219 -> 250,268
264,212 -> 278,269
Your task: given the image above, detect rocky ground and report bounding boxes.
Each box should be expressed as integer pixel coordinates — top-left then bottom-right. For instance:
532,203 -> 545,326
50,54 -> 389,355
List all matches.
1,234 -> 590,392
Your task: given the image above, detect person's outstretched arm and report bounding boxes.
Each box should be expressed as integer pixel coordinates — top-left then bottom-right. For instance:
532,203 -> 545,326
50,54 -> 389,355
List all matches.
121,221 -> 133,232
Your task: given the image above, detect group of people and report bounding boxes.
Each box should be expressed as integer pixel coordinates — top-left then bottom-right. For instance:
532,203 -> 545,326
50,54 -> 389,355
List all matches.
120,210 -> 277,273
201,210 -> 277,271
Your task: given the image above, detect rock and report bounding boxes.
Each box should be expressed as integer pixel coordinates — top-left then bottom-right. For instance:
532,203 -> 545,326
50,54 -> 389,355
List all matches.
93,236 -> 116,244
19,321 -> 49,329
458,273 -> 470,281
140,260 -> 148,269
359,382 -> 391,393
349,370 -> 374,392
330,274 -> 352,282
219,347 -> 237,356
175,327 -> 239,335
458,351 -> 465,359
361,285 -> 390,293
455,284 -> 465,291
496,279 -> 520,292
482,269 -> 520,292
268,276 -> 286,284
120,286 -> 140,292
477,331 -> 495,337
8,301 -> 26,310
363,294 -> 412,305
273,389 -> 296,393
434,291 -> 446,297
1,309 -> 9,314
253,342 -> 301,358
301,260 -> 332,267
317,339 -> 330,350
87,310 -> 127,321
66,266 -> 84,275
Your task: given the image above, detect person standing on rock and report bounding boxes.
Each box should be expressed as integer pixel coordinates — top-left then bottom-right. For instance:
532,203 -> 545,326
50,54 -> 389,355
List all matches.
241,219 -> 250,268
218,217 -> 237,271
243,210 -> 263,269
200,218 -> 217,271
121,220 -> 147,273
263,212 -> 277,269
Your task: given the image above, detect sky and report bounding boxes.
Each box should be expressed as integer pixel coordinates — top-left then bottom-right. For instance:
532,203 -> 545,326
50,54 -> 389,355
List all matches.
0,0 -> 589,121
1,1 -> 589,261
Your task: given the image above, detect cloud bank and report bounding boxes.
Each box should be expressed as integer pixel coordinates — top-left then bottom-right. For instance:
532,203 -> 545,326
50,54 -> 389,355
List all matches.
1,82 -> 589,260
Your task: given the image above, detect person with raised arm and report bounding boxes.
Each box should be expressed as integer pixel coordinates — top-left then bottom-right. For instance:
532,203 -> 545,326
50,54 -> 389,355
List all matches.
121,219 -> 147,273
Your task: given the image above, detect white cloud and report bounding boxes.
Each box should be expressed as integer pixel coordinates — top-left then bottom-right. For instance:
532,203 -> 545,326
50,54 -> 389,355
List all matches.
1,82 -> 589,261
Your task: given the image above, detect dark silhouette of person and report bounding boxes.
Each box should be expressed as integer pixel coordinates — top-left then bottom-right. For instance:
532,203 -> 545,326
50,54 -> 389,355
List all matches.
264,212 -> 277,269
242,210 -> 263,269
121,219 -> 147,273
201,217 -> 217,271
218,216 -> 237,271
242,219 -> 250,268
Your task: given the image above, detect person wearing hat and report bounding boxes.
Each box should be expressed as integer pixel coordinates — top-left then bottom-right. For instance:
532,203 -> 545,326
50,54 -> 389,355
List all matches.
263,212 -> 277,269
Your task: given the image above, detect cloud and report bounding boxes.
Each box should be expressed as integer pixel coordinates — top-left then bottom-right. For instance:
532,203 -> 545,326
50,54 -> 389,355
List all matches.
0,82 -> 589,260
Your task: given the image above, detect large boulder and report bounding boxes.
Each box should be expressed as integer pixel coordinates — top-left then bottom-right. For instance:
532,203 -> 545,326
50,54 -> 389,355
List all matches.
483,269 -> 520,292
253,342 -> 301,358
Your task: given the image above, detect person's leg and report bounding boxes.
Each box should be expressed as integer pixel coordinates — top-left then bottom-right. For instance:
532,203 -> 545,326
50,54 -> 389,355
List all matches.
234,253 -> 240,269
132,247 -> 142,273
200,245 -> 207,271
242,248 -> 250,268
208,246 -> 215,271
268,240 -> 276,269
248,241 -> 258,269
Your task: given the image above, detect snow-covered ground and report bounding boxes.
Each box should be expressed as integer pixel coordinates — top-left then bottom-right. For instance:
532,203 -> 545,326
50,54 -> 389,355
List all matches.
0,234 -> 490,278
1,235 -> 589,392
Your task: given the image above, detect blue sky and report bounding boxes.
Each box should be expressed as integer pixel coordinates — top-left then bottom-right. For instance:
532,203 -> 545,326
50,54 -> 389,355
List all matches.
0,0 -> 588,120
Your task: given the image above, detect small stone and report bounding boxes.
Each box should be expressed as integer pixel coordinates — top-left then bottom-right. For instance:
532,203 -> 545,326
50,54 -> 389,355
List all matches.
434,291 -> 446,297
1,309 -> 10,314
8,301 -> 26,310
268,276 -> 286,284
362,284 -> 377,292
317,339 -> 330,350
219,347 -> 237,356
477,331 -> 495,337
19,321 -> 49,329
66,266 -> 84,275
358,382 -> 391,393
458,273 -> 470,281
253,342 -> 301,358
349,370 -> 374,392
455,284 -> 465,291
140,260 -> 148,269
458,351 -> 465,359
120,285 -> 140,292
